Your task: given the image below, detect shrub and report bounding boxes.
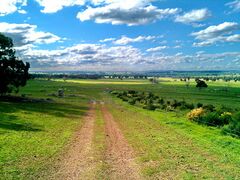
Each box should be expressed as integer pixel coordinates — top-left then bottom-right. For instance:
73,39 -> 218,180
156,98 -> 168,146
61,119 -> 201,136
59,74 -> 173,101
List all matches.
197,103 -> 203,108
158,98 -> 165,104
203,104 -> 215,112
166,105 -> 174,111
128,90 -> 136,94
128,99 -> 136,105
215,105 -> 233,115
111,90 -> 119,95
187,108 -> 205,121
219,112 -> 232,125
171,99 -> 181,108
222,112 -> 240,137
200,112 -> 221,126
143,104 -> 156,110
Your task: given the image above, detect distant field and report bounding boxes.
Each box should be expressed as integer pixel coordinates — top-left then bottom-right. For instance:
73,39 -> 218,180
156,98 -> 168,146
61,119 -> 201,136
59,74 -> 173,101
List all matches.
0,78 -> 240,179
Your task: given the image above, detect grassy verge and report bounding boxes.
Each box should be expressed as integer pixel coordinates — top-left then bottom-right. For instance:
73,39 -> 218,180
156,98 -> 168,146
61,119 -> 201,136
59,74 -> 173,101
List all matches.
106,96 -> 240,179
0,80 -> 89,179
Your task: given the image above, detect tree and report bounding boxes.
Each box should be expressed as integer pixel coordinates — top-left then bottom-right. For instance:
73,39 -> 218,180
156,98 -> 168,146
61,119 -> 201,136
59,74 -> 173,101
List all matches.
0,33 -> 30,95
195,78 -> 208,89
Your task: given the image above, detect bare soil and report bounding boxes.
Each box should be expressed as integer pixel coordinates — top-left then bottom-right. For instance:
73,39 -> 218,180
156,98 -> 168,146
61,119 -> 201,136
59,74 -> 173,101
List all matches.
51,102 -> 97,180
101,104 -> 142,180
50,101 -> 141,180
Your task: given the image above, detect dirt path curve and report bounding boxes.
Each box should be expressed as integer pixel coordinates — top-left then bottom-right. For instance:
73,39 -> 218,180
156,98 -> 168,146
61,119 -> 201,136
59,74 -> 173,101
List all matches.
101,103 -> 142,180
52,102 -> 97,180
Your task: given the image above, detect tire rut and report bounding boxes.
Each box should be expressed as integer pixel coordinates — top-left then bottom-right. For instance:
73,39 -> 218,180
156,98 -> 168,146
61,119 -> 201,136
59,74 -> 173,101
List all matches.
101,103 -> 142,180
51,103 -> 96,180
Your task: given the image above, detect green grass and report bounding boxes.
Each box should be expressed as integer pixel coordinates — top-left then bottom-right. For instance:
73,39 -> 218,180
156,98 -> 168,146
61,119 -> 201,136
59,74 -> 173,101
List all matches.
106,97 -> 240,179
1,78 -> 240,179
0,80 -> 89,179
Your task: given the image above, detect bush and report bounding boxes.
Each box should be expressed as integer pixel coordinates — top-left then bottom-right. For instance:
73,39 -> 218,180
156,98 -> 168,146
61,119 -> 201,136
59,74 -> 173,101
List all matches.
222,112 -> 240,137
187,108 -> 205,121
200,112 -> 221,126
185,103 -> 195,110
143,104 -> 156,110
197,103 -> 203,108
158,98 -> 164,104
203,104 -> 215,112
128,99 -> 136,105
219,112 -> 232,125
110,90 -> 119,95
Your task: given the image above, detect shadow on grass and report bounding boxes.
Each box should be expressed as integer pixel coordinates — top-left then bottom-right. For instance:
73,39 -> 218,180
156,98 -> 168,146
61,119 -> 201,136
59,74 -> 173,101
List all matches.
0,101 -> 88,118
0,114 -> 42,132
0,97 -> 89,132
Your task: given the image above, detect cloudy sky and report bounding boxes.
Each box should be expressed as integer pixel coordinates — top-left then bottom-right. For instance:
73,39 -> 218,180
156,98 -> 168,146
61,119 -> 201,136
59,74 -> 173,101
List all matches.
0,0 -> 240,71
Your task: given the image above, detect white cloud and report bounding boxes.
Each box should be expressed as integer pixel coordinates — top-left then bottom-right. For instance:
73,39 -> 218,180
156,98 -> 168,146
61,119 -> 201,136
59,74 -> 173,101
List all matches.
12,40 -> 240,71
146,46 -> 168,52
20,43 -> 143,69
175,8 -> 211,25
0,22 -> 62,49
226,0 -> 240,12
35,0 -> 85,13
114,35 -> 157,45
99,38 -> 116,43
0,0 -> 27,16
18,9 -> 27,14
192,22 -> 240,46
77,1 -> 180,26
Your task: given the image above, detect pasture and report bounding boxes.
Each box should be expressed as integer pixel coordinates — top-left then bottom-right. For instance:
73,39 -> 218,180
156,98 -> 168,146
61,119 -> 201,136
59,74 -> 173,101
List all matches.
0,78 -> 240,179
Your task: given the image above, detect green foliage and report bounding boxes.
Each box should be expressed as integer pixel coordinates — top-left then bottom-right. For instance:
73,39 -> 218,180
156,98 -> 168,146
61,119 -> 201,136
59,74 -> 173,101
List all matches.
197,103 -> 203,108
0,33 -> 30,95
143,103 -> 156,110
222,112 -> 240,137
195,79 -> 208,88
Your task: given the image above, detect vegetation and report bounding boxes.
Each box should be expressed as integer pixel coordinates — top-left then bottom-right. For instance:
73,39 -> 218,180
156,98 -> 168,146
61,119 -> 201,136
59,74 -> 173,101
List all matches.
0,33 -> 30,95
1,78 -> 240,179
111,90 -> 195,111
195,78 -> 208,88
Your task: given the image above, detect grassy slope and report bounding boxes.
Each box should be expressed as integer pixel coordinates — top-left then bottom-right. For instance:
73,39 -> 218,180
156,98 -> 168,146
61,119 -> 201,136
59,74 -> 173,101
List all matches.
0,80 -> 89,179
106,97 -> 240,179
1,78 -> 240,179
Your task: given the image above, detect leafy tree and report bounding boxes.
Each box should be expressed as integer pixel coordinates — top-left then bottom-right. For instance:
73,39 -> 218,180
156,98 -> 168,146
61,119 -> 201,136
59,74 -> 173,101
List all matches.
195,78 -> 208,89
0,33 -> 30,95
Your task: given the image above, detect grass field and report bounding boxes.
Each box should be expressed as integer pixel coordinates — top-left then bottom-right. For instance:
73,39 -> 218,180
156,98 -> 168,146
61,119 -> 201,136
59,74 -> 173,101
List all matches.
0,78 -> 240,179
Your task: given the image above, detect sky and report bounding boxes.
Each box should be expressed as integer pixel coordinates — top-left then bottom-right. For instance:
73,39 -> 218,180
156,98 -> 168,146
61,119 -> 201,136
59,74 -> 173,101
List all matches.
0,0 -> 240,71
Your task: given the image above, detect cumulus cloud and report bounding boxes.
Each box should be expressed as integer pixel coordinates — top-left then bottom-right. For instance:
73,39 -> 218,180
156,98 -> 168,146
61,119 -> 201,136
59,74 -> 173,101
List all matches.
12,39 -> 240,71
192,22 -> 240,46
0,0 -> 27,16
77,0 -> 180,26
146,46 -> 168,52
175,8 -> 211,25
20,43 -> 143,69
114,35 -> 157,45
0,22 -> 62,50
226,0 -> 240,13
35,0 -> 85,13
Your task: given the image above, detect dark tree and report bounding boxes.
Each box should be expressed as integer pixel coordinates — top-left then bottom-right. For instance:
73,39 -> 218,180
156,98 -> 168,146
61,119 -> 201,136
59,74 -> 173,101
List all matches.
0,33 -> 30,95
195,78 -> 208,88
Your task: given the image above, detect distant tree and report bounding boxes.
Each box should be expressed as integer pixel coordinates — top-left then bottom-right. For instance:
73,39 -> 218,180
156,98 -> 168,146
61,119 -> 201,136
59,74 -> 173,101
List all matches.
195,78 -> 208,89
0,33 -> 30,95
149,78 -> 158,84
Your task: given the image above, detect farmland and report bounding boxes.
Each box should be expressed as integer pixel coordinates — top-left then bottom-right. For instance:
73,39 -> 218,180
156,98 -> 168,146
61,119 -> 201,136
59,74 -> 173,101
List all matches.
0,78 -> 240,179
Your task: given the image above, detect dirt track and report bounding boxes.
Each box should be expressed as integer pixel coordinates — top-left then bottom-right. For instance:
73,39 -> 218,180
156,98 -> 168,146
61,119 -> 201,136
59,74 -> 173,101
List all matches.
51,101 -> 141,180
101,104 -> 142,180
52,103 -> 96,180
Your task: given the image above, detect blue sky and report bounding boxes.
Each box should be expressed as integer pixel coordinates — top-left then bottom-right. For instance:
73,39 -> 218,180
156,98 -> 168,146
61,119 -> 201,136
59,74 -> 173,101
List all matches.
0,0 -> 240,71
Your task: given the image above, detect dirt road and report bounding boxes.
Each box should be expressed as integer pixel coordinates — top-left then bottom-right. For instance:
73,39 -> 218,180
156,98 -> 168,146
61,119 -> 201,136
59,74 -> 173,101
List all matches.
51,101 -> 141,180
